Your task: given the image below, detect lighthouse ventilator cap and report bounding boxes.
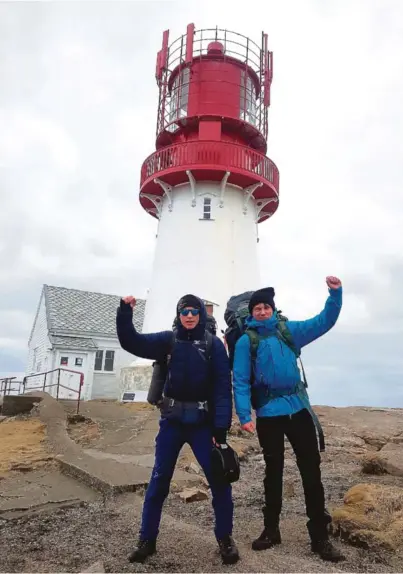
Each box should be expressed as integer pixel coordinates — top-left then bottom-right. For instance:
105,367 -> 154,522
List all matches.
248,287 -> 276,314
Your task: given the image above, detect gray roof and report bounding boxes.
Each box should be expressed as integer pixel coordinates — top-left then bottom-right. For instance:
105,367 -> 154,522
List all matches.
43,285 -> 145,338
49,335 -> 98,350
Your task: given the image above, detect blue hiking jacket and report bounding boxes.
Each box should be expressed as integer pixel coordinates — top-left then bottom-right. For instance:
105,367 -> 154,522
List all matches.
233,287 -> 342,424
116,298 -> 232,430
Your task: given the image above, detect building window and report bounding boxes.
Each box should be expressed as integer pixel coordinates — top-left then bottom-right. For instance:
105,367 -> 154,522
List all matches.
94,350 -> 115,372
75,357 -> 83,367
94,351 -> 103,371
104,351 -> 115,372
203,197 -> 212,220
60,357 -> 68,366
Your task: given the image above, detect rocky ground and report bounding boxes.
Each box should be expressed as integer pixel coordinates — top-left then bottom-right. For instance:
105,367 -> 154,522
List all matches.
1,401 -> 403,573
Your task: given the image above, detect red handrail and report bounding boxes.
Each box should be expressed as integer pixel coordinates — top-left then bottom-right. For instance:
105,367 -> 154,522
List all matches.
140,140 -> 279,192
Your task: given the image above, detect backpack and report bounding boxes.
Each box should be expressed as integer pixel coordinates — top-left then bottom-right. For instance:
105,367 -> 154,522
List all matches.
147,327 -> 213,406
224,292 -> 325,451
224,292 -> 254,369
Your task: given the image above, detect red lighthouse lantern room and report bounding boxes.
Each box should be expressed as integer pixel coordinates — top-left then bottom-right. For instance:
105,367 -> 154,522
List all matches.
140,25 -> 279,224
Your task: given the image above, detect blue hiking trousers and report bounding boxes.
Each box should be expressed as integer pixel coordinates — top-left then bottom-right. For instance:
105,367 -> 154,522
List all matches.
140,418 -> 234,541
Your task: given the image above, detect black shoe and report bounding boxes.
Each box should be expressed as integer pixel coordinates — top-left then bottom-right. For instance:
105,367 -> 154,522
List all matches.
128,539 -> 156,563
217,535 -> 240,565
252,527 -> 282,551
311,539 -> 345,562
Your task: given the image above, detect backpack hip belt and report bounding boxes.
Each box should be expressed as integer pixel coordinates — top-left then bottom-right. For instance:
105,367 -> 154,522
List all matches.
161,396 -> 209,412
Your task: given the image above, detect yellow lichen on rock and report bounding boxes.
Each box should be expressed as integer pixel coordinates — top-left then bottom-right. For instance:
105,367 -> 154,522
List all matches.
332,483 -> 403,551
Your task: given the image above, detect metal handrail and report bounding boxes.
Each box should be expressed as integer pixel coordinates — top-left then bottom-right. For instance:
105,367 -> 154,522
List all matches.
23,368 -> 84,414
0,377 -> 20,397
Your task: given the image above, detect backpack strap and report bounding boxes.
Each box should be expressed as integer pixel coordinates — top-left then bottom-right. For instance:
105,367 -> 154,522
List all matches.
276,319 -> 300,358
166,329 -> 177,366
245,328 -> 263,384
295,382 -> 325,452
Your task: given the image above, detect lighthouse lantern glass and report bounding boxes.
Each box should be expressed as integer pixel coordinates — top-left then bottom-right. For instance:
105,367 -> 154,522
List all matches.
240,71 -> 257,126
168,68 -> 190,124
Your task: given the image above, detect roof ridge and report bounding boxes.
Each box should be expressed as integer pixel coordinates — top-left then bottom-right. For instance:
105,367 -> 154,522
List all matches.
44,284 -> 146,301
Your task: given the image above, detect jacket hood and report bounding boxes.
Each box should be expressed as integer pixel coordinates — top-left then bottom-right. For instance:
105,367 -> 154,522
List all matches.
175,294 -> 207,340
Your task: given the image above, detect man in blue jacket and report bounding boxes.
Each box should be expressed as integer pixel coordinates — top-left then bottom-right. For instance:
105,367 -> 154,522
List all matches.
116,293 -> 239,565
233,276 -> 345,562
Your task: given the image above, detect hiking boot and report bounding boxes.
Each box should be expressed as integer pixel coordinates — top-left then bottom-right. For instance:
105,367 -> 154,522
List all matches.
252,526 -> 282,551
217,535 -> 240,565
128,539 -> 156,563
311,539 -> 345,562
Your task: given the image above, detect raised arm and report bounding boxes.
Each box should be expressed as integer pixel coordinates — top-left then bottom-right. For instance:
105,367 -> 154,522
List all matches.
116,296 -> 172,361
287,276 -> 343,350
232,334 -> 253,426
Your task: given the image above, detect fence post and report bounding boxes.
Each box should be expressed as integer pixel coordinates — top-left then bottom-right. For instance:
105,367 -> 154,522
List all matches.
56,369 -> 60,400
43,372 -> 47,392
76,377 -> 83,415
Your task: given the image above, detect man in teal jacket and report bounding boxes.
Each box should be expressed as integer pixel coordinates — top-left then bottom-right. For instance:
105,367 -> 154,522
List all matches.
233,276 -> 345,562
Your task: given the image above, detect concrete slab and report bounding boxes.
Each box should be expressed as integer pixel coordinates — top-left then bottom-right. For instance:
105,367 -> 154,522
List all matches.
0,470 -> 99,520
59,449 -> 202,495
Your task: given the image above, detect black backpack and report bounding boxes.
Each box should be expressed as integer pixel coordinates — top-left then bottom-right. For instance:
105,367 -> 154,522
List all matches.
223,292 -> 255,368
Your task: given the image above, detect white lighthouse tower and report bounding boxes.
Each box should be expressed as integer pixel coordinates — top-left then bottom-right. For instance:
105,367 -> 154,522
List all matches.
140,25 -> 279,333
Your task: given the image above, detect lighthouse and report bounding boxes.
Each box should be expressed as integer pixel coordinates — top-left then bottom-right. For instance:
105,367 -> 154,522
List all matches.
140,25 -> 279,333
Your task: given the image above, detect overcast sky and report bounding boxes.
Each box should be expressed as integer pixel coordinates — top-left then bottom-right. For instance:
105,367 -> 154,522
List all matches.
1,1 -> 402,407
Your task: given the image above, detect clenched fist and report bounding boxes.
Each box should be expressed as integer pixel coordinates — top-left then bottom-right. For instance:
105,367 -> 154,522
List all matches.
326,276 -> 342,290
122,295 -> 136,308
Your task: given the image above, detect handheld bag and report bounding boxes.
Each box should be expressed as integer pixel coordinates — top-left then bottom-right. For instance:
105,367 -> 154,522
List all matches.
211,444 -> 240,486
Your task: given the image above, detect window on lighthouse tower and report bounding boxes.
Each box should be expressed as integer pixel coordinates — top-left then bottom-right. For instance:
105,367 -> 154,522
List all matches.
240,71 -> 257,126
203,197 -> 212,220
169,68 -> 190,125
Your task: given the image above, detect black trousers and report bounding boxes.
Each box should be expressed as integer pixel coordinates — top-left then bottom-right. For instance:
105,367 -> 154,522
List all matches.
256,408 -> 331,542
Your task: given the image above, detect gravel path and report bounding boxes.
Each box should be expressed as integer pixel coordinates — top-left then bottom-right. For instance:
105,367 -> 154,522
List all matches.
1,443 -> 402,573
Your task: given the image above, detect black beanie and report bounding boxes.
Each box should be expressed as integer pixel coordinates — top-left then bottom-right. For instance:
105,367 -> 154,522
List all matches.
177,294 -> 202,313
248,287 -> 275,314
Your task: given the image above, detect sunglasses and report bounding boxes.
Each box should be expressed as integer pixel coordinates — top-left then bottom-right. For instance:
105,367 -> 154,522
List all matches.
180,309 -> 200,317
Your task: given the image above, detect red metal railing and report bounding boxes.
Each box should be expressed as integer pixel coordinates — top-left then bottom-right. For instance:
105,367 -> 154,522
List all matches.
140,140 -> 279,192
156,27 -> 271,140
22,368 -> 84,414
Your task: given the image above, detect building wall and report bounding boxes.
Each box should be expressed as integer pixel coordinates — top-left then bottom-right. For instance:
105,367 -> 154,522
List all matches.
143,182 -> 261,334
26,291 -> 52,379
52,349 -> 93,400
90,337 -> 134,399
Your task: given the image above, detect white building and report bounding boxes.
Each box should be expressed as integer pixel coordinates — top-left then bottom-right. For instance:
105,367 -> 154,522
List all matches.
27,285 -> 145,400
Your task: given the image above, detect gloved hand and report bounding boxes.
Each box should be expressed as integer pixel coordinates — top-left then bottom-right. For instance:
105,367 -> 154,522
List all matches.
213,428 -> 227,445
